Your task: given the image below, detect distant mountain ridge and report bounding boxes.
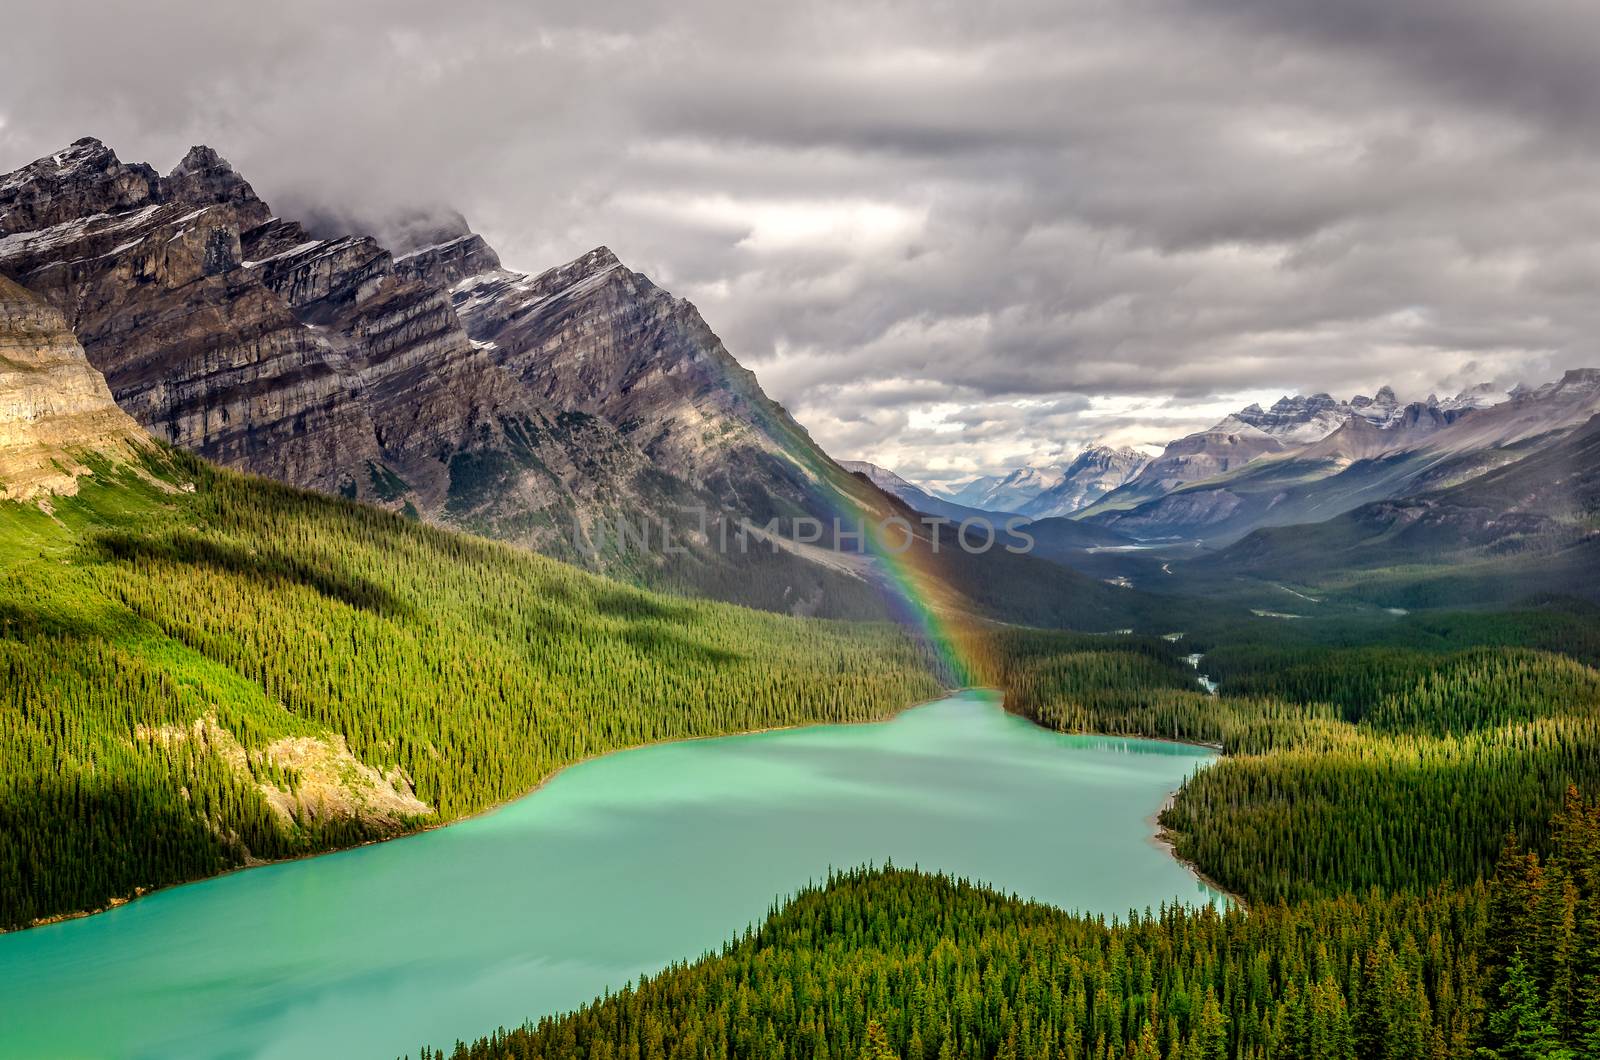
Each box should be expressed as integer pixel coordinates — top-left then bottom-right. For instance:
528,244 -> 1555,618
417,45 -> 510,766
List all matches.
839,461 -> 996,523
1080,372 -> 1598,544
1019,446 -> 1150,518
1209,407 -> 1600,608
935,444 -> 1149,517
943,464 -> 1067,513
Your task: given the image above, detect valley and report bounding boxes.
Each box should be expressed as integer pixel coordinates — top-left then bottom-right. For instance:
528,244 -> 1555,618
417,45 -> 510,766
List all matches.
1,122 -> 1598,1060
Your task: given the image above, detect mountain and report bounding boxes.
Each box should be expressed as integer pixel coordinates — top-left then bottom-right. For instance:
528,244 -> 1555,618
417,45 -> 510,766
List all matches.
944,464 -> 1068,513
839,460 -> 996,522
1229,384 -> 1451,444
0,137 -> 533,507
1080,417 -> 1289,519
0,137 -> 1201,632
1213,408 -> 1600,608
933,445 -> 1150,521
0,138 -> 926,616
1017,445 -> 1150,518
1232,392 -> 1361,443
1078,376 -> 1585,543
1078,383 -> 1508,523
837,458 -> 1140,570
939,473 -> 1004,506
0,274 -> 145,500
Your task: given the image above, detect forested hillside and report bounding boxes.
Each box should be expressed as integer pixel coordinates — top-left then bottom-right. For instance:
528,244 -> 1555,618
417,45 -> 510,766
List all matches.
0,452 -> 946,929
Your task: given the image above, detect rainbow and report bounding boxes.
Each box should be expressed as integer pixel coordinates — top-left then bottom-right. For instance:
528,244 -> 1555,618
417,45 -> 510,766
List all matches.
736,395 -> 991,688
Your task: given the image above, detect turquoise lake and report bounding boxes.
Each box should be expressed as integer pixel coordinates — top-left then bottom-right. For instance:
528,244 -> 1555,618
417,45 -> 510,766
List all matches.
0,691 -> 1220,1059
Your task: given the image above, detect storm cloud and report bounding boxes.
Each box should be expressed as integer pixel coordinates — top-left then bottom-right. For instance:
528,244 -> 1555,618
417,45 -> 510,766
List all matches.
3,0 -> 1597,485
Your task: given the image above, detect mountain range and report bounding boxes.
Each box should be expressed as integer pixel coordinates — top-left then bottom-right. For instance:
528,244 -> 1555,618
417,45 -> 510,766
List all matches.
1076,374 -> 1600,546
4,136 -> 1597,626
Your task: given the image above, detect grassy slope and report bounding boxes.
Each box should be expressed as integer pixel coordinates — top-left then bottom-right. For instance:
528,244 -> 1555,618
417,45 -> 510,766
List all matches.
0,451 -> 946,929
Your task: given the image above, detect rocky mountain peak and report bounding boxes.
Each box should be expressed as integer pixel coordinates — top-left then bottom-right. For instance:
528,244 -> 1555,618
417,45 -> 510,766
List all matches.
1232,392 -> 1352,443
162,145 -> 270,226
169,145 -> 226,175
1071,443 -> 1148,471
0,137 -> 162,235
1016,444 -> 1151,518
1351,385 -> 1398,410
1555,368 -> 1600,393
577,245 -> 622,271
1433,382 -> 1507,412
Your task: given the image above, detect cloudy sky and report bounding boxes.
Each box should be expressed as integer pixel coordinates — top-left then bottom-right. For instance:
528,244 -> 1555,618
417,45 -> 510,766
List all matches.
4,0 -> 1598,486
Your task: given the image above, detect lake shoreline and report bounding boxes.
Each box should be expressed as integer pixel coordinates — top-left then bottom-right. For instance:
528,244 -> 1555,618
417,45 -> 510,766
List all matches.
1146,792 -> 1245,909
10,687 -> 967,934
12,686 -> 1229,934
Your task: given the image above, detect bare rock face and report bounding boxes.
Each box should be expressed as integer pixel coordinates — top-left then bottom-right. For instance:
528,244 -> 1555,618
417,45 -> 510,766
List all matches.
451,246 -> 847,524
1128,418 -> 1286,495
0,137 -> 162,236
0,274 -> 144,499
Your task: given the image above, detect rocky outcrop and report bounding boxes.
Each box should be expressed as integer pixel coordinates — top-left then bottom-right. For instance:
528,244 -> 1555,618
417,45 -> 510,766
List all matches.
0,137 -> 163,236
1294,401 -> 1467,466
1233,393 -> 1354,444
0,274 -> 144,499
1122,419 -> 1285,497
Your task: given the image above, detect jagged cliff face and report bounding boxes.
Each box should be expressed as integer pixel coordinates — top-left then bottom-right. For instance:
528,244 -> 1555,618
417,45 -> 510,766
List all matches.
0,141 -> 699,543
0,274 -> 144,499
1115,419 -> 1286,502
450,248 -> 861,524
0,138 -> 893,614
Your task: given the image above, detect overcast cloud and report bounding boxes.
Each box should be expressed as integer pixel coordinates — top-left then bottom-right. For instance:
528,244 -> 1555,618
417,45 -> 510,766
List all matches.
4,0 -> 1598,485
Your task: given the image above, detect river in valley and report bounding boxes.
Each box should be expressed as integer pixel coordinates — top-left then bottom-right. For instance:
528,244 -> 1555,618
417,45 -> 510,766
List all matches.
0,691 -> 1220,1059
